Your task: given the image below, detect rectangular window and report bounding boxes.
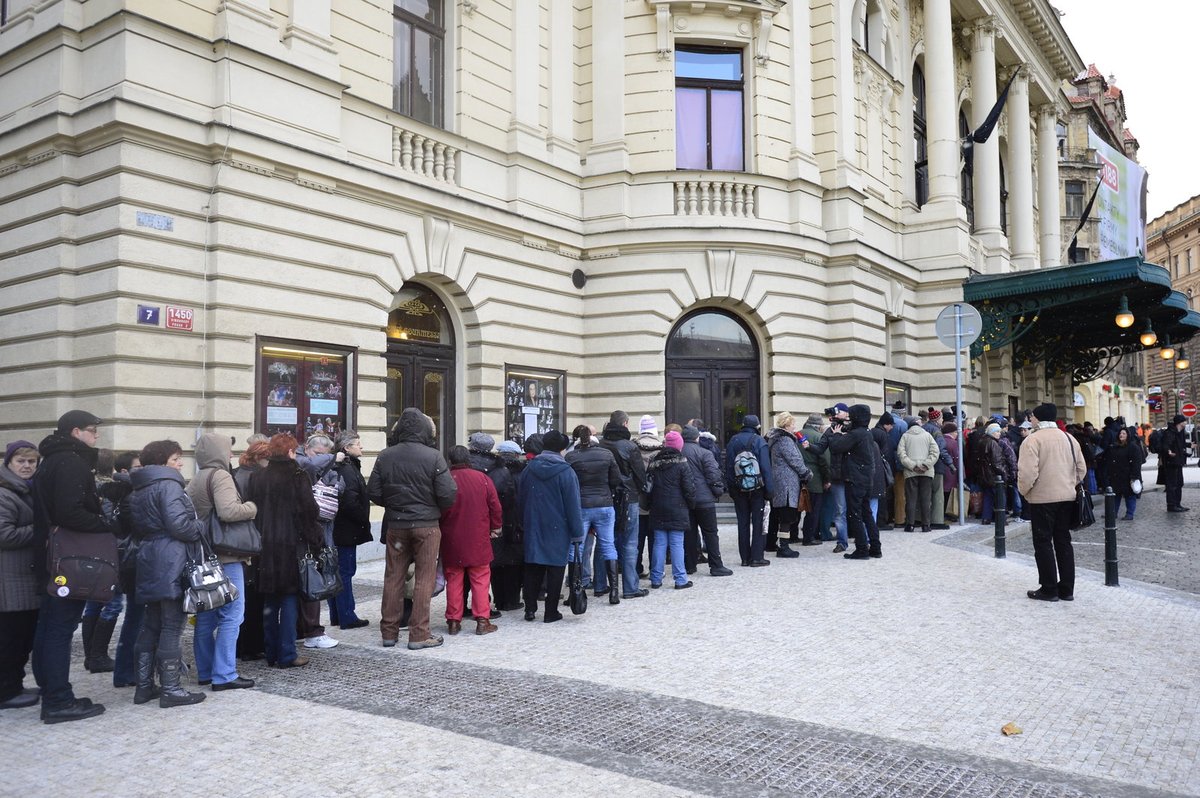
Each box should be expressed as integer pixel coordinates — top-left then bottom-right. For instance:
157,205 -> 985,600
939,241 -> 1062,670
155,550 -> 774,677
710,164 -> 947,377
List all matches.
675,47 -> 744,171
1065,180 -> 1085,219
393,0 -> 444,128
883,381 -> 911,416
505,366 -> 565,448
258,340 -> 355,442
1188,249 -> 1193,274
1069,247 -> 1090,265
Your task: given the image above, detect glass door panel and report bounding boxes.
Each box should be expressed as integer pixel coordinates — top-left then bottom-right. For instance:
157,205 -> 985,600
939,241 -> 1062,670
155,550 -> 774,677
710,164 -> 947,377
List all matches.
668,376 -> 706,432
420,368 -> 448,444
385,366 -> 405,439
719,378 -> 750,445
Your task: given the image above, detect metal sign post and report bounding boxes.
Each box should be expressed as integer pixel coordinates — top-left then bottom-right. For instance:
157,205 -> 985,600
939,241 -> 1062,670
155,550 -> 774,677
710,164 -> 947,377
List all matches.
935,303 -> 983,526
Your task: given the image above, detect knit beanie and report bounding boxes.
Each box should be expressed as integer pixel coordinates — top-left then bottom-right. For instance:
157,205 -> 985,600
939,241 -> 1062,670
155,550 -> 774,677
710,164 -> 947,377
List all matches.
663,430 -> 684,451
986,423 -> 1001,438
4,440 -> 37,466
1032,403 -> 1057,422
681,425 -> 700,442
639,415 -> 658,436
523,433 -> 545,455
879,412 -> 895,426
928,409 -> 942,422
467,432 -> 495,453
542,430 -> 570,453
497,440 -> 522,455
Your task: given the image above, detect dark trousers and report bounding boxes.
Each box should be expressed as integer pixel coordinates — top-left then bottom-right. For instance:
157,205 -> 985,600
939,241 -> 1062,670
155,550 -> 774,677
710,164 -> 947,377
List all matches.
31,593 -> 86,710
773,505 -> 799,540
522,564 -> 565,618
732,489 -> 766,563
1030,501 -> 1075,597
847,485 -> 878,551
297,600 -> 325,640
238,570 -> 265,659
904,475 -> 932,527
683,524 -> 701,572
637,514 -> 651,573
491,564 -> 524,610
327,545 -> 360,626
135,599 -> 186,662
0,609 -> 38,702
1163,466 -> 1184,508
688,505 -> 724,570
801,491 -> 826,542
113,600 -> 144,686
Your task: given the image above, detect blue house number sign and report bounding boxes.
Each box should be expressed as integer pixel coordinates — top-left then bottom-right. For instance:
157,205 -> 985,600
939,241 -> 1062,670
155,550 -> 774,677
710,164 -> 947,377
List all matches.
137,305 -> 161,326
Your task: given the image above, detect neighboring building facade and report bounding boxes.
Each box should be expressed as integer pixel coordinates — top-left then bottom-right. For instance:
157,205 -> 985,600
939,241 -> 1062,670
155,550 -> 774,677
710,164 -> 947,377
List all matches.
1144,196 -> 1200,420
0,0 -> 1083,454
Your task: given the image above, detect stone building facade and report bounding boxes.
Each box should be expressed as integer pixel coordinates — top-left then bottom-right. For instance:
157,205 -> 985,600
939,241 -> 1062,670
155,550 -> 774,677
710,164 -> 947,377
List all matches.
1144,196 -> 1200,420
0,0 -> 1082,454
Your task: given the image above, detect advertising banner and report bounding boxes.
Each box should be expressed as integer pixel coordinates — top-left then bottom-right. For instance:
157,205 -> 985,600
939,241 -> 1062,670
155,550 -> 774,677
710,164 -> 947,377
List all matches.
1088,129 -> 1148,260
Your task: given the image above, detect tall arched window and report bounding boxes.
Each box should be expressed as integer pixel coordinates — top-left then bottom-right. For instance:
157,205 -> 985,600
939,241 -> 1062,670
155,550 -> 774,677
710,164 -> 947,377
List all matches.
960,110 -> 974,230
913,64 -> 928,207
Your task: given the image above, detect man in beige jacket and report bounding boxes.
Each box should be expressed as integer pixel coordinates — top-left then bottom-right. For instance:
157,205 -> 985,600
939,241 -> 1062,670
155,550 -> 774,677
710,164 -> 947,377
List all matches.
897,419 -> 940,533
1017,404 -> 1087,602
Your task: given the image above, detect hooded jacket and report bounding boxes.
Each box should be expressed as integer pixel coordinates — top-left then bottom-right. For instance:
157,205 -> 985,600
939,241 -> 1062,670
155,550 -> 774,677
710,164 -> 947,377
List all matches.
130,465 -> 205,603
517,452 -> 584,566
827,405 -> 876,492
599,423 -> 649,504
725,424 -> 774,495
565,442 -> 621,508
0,465 -> 39,612
647,448 -> 698,531
681,428 -> 724,508
897,425 -> 940,477
186,433 -> 258,565
440,464 -> 502,567
368,408 -> 457,528
766,427 -> 811,509
32,433 -> 112,581
800,422 -> 831,493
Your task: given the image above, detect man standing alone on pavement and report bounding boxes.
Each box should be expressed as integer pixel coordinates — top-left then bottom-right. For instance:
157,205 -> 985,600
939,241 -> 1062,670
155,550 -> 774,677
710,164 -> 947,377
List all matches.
370,408 -> 457,649
1158,414 -> 1190,513
30,410 -> 112,723
1018,404 -> 1086,602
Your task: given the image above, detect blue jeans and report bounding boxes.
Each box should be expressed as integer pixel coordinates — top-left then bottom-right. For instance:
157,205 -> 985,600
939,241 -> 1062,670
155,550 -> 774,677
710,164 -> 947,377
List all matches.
616,502 -> 641,595
869,497 -> 879,524
31,593 -> 86,710
829,482 -> 849,546
1115,494 -> 1138,517
581,506 -> 618,592
650,530 -> 687,587
82,590 -> 125,622
262,593 -> 299,666
1085,469 -> 1097,495
327,545 -> 360,625
194,562 -> 245,685
113,600 -> 144,686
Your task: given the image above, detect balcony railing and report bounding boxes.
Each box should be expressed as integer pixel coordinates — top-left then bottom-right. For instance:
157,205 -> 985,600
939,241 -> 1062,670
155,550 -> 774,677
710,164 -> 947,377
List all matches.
392,126 -> 459,184
673,179 -> 757,218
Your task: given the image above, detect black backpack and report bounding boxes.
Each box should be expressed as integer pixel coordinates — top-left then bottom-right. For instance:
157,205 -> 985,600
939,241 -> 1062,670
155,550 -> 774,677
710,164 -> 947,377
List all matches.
1148,428 -> 1164,455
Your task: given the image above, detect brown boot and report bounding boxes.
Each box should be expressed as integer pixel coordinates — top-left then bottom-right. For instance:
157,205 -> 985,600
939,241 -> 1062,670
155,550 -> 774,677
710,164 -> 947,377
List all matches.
447,620 -> 462,636
475,618 -> 497,635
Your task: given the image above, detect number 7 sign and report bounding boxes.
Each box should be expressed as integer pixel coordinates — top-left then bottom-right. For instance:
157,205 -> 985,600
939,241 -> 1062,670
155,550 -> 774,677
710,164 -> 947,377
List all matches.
136,305 -> 160,326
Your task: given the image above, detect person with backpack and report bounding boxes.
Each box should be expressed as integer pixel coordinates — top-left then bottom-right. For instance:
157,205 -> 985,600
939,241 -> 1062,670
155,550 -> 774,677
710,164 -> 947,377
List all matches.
724,415 -> 773,567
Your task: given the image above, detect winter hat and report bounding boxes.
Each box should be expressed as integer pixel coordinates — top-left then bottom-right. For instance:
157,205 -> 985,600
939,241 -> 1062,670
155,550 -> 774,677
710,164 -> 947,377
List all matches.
904,416 -> 920,429
681,425 -> 700,442
892,400 -> 906,411
879,412 -> 895,426
4,440 -> 37,466
1019,421 -> 1033,430
639,415 -> 658,436
467,432 -> 495,453
663,430 -> 684,451
56,410 -> 101,436
806,413 -> 826,428
1032,403 -> 1057,422
542,430 -> 570,453
928,409 -> 942,423
523,433 -> 545,455
497,440 -> 522,455
742,415 -> 761,429
1173,414 -> 1187,426
986,423 -> 1001,438
834,402 -> 849,414
848,404 -> 872,428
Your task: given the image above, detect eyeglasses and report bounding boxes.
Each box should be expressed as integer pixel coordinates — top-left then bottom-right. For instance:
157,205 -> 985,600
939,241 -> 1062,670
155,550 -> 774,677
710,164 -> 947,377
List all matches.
82,426 -> 98,434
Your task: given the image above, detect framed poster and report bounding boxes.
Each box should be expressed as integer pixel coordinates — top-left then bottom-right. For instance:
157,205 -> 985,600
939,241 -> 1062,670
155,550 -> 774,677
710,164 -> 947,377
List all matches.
505,365 -> 565,446
257,339 -> 355,442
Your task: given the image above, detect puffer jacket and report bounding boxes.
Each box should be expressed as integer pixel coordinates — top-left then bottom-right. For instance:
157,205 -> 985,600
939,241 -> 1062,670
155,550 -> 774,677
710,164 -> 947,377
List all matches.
0,466 -> 39,612
566,443 -> 620,508
681,441 -> 724,507
766,428 -> 811,509
130,465 -> 205,603
332,455 -> 372,547
599,423 -> 649,503
725,426 -> 774,495
368,408 -> 457,528
647,448 -> 698,531
186,432 -> 258,565
828,405 -> 876,492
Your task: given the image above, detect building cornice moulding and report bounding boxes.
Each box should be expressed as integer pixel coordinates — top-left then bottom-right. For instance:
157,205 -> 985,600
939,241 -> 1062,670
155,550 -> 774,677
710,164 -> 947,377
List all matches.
648,0 -> 786,64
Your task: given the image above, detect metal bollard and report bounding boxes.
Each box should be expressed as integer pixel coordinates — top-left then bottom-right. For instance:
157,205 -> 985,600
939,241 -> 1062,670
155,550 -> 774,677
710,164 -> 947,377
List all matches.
994,475 -> 1007,558
1104,486 -> 1119,587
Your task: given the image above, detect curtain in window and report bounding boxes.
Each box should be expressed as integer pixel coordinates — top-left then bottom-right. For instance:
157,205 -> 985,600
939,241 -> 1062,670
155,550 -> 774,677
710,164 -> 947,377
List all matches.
710,90 -> 744,171
676,88 -> 708,170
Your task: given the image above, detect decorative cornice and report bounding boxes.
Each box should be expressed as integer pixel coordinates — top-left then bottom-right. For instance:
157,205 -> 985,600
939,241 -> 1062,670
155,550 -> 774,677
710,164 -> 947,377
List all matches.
647,0 -> 786,65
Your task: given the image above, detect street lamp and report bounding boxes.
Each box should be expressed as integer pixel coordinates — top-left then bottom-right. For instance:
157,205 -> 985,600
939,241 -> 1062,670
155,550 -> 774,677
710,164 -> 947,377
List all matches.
1161,337 -> 1176,360
1177,348 -> 1190,370
1139,319 -> 1158,347
1115,294 -> 1135,328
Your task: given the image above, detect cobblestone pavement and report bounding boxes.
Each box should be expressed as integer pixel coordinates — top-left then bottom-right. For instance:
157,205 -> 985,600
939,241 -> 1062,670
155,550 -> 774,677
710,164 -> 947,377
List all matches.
4,520 -> 1197,797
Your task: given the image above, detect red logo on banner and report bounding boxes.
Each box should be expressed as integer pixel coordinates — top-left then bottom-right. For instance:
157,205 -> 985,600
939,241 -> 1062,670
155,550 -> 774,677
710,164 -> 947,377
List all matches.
1099,155 -> 1119,192
165,306 -> 194,331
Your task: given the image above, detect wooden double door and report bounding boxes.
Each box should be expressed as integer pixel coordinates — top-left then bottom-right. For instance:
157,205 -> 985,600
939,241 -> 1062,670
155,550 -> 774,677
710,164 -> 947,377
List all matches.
666,365 -> 759,447
385,348 -> 455,453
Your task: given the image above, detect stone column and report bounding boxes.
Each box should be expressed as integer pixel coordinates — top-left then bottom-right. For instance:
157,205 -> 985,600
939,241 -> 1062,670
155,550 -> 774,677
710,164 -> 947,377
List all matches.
969,19 -> 1001,238
788,0 -> 818,182
510,0 -> 542,154
586,1 -> 627,174
1008,67 -> 1036,268
1037,104 -> 1062,267
923,0 -> 959,204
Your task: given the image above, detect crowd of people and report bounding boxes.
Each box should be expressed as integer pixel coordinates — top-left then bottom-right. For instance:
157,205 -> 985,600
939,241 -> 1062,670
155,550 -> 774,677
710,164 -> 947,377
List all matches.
0,401 -> 1181,723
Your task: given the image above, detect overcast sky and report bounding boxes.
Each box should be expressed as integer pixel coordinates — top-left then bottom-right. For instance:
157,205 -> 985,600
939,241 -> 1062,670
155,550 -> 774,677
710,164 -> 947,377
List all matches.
1053,2 -> 1200,222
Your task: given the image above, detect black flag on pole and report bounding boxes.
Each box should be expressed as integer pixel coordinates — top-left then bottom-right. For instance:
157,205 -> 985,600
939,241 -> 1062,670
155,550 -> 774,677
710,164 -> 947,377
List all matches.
961,70 -> 1018,178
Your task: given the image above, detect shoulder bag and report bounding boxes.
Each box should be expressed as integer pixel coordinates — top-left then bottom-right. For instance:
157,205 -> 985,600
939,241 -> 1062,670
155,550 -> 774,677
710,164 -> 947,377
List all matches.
45,526 -> 120,602
299,546 -> 343,602
1067,433 -> 1095,530
183,530 -> 239,614
205,470 -> 262,557
567,541 -> 588,615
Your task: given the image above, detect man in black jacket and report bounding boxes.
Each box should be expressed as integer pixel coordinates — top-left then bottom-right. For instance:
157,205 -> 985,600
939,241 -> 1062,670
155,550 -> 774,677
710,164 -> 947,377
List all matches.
30,410 -> 111,724
828,404 -> 881,560
369,408 -> 457,650
681,425 -> 732,577
1160,414 -> 1190,512
599,411 -> 650,598
725,416 -> 774,567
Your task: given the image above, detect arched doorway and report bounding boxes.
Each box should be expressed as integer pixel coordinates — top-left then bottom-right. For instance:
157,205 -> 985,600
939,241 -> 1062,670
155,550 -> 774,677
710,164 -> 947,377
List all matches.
665,310 -> 761,445
385,282 -> 456,451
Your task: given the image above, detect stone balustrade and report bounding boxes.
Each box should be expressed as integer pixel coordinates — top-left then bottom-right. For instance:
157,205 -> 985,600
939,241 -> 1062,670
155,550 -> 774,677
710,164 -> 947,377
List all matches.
392,127 -> 459,184
673,179 -> 757,218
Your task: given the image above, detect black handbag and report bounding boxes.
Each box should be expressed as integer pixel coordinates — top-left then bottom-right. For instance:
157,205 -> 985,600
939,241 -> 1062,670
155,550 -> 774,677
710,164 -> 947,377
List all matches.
567,541 -> 587,616
45,526 -> 120,602
205,471 -> 262,557
1067,433 -> 1095,530
299,546 -> 343,601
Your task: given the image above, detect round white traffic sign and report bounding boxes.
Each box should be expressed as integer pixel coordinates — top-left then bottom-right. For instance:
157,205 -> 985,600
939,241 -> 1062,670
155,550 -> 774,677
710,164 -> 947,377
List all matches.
935,303 -> 983,350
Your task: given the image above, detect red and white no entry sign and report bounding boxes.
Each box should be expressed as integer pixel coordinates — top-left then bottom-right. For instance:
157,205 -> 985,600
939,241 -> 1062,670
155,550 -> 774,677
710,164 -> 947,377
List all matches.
1182,403 -> 1197,418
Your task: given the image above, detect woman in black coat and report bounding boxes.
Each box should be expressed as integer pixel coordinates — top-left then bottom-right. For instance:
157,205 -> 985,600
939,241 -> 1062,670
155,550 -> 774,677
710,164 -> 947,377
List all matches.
233,439 -> 269,660
129,440 -> 206,708
491,441 -> 526,610
249,434 -> 323,668
646,431 -> 698,589
1104,428 -> 1145,520
328,431 -> 371,629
